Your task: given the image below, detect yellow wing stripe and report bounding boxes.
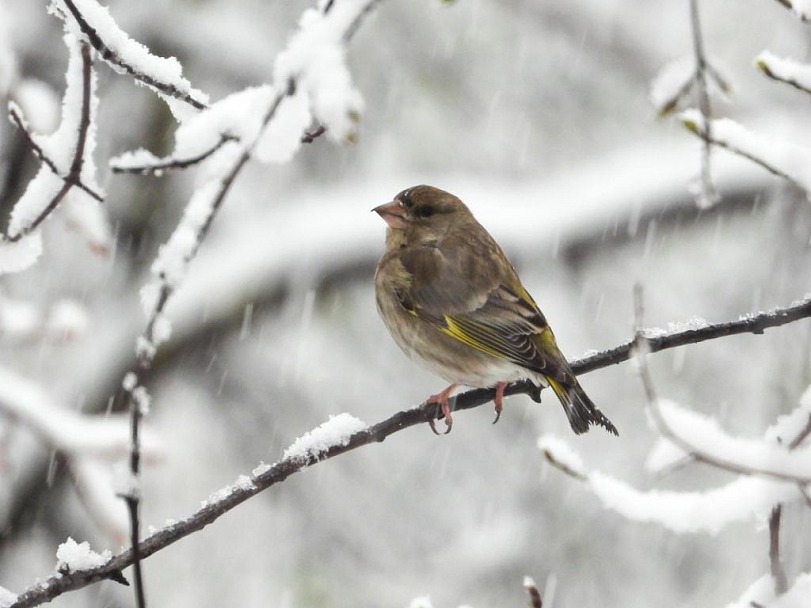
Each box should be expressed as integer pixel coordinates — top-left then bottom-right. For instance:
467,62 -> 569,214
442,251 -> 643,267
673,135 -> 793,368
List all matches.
441,316 -> 505,360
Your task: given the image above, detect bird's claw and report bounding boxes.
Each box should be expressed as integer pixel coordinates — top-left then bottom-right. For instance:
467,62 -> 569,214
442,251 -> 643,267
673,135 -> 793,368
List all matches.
425,385 -> 456,435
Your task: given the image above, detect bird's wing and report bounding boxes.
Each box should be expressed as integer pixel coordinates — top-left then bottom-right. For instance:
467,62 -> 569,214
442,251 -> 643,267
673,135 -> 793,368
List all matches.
396,243 -> 575,384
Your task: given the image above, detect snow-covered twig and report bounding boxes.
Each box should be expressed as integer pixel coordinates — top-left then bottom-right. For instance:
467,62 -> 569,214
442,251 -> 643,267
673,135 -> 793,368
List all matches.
633,289 -> 811,484
9,294 -> 811,607
680,111 -> 811,192
53,0 -> 208,112
4,39 -> 101,244
8,106 -> 102,203
109,135 -> 238,175
523,576 -> 543,608
756,51 -> 811,96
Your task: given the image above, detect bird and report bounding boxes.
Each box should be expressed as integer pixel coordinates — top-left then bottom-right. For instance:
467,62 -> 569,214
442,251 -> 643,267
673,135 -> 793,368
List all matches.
373,184 -> 617,436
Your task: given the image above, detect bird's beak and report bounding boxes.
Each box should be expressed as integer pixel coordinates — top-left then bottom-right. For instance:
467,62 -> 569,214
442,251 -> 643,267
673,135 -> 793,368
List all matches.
372,201 -> 407,229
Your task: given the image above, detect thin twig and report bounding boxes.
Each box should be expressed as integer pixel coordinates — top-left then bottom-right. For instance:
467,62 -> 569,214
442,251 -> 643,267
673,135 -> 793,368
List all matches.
301,125 -> 327,144
632,290 -> 811,484
768,506 -> 789,595
110,135 -> 239,175
57,0 -> 207,110
757,60 -> 811,96
688,0 -> 719,206
523,578 -> 543,608
10,294 -> 811,608
680,118 -> 807,191
5,42 -> 101,242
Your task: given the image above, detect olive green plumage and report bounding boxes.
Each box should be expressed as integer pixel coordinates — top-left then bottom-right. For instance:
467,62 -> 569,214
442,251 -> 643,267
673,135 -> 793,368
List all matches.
373,184 -> 617,436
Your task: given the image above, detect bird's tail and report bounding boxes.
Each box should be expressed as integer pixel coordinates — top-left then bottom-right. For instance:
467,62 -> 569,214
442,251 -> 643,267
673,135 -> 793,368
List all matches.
548,378 -> 618,436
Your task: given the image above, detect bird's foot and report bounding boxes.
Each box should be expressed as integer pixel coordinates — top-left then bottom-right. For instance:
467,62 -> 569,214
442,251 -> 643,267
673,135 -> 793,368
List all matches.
492,382 -> 507,424
426,384 -> 458,435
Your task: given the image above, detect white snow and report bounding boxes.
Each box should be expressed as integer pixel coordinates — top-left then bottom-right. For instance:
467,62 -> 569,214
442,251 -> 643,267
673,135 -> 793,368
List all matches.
788,0 -> 811,20
0,586 -> 17,608
62,189 -> 113,254
644,436 -> 689,474
55,537 -> 111,571
640,317 -> 709,339
0,224 -> 43,275
537,434 -> 586,477
149,178 -> 222,288
70,458 -> 129,544
589,473 -> 796,534
5,33 -> 105,270
45,298 -> 90,338
108,147 -> 162,172
49,0 -> 209,121
0,295 -> 40,338
724,575 -> 775,608
680,110 -> 811,192
406,597 -> 434,608
254,88 -> 312,163
200,474 -> 255,508
283,413 -> 367,462
13,79 -> 61,133
656,399 -> 811,482
272,1 -> 366,143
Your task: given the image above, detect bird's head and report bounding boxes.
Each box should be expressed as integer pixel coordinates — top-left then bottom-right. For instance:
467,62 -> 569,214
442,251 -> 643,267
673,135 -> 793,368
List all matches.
373,185 -> 470,246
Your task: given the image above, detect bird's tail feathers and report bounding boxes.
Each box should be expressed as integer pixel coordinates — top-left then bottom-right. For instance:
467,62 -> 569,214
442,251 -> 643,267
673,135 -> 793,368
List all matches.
548,378 -> 618,436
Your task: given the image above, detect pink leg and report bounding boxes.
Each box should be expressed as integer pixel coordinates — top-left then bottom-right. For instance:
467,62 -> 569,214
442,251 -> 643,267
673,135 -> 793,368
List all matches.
425,384 -> 458,435
492,382 -> 507,424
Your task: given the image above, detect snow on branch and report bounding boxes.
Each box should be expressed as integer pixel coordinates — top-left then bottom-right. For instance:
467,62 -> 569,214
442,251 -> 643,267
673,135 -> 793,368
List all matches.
771,0 -> 811,21
756,51 -> 811,96
8,295 -> 811,608
1,34 -> 108,273
679,110 -> 811,193
49,0 -> 209,119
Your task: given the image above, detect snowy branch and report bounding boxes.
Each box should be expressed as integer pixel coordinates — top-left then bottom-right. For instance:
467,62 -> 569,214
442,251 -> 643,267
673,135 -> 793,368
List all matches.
680,111 -> 811,192
756,51 -> 811,96
4,38 -> 101,245
8,294 -> 811,607
52,0 -> 208,113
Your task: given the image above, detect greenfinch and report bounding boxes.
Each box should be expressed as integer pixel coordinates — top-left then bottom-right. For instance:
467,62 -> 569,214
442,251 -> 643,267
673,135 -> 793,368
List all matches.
373,185 -> 617,436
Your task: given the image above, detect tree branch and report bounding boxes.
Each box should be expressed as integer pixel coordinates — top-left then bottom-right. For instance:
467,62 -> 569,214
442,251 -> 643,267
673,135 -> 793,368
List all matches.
5,41 -> 102,242
110,135 -> 239,175
57,0 -> 208,110
9,294 -> 811,608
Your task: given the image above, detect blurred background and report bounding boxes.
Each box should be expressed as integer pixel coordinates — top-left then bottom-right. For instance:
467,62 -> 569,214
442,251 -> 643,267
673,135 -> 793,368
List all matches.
1,0 -> 811,606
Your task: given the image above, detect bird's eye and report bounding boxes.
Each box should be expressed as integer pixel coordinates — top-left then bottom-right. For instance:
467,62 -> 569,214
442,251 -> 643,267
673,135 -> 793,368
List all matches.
415,205 -> 434,218
399,190 -> 412,208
